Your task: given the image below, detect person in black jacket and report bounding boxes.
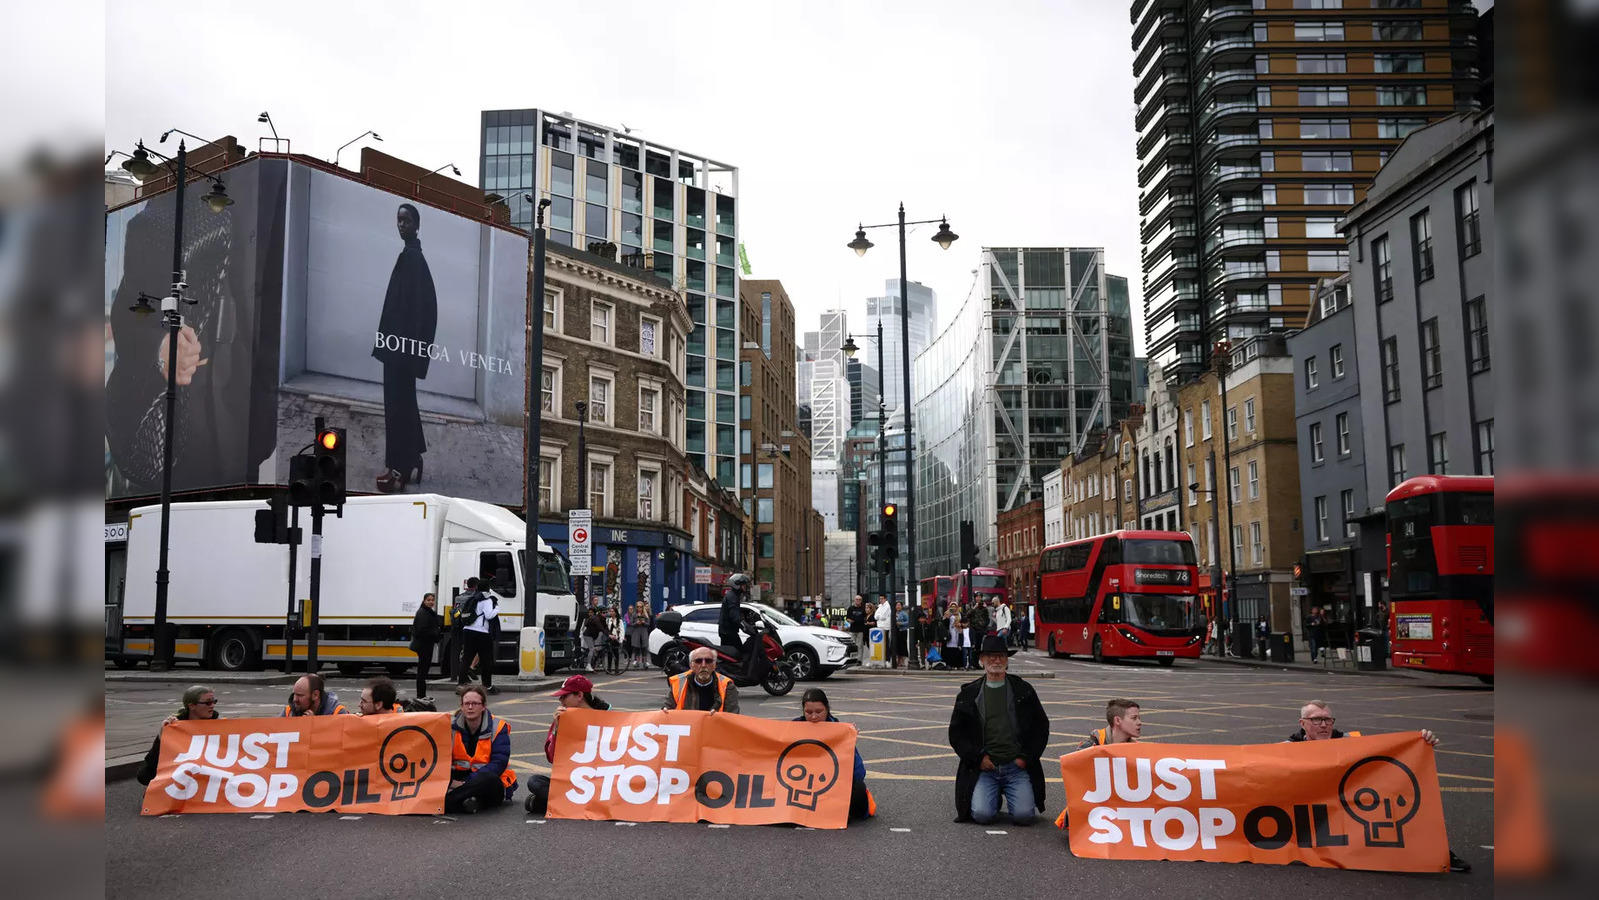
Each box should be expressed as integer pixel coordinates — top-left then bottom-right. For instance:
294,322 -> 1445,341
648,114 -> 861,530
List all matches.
136,685 -> 218,786
948,636 -> 1049,826
721,574 -> 752,660
410,592 -> 442,698
372,202 -> 438,493
846,595 -> 869,662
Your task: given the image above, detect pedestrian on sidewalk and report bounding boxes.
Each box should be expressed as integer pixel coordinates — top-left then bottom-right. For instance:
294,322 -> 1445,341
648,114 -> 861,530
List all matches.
409,591 -> 441,699
991,597 -> 1011,644
846,595 -> 868,662
137,685 -> 217,785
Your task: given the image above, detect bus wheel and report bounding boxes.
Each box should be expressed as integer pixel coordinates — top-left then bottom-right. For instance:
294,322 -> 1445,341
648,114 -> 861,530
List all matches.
1047,636 -> 1063,660
1157,657 -> 1175,667
1092,636 -> 1105,664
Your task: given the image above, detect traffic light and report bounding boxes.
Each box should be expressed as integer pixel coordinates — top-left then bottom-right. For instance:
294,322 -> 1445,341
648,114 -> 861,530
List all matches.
960,519 -> 980,570
881,504 -> 899,562
288,454 -> 317,507
866,530 -> 884,573
314,427 -> 347,508
254,494 -> 289,544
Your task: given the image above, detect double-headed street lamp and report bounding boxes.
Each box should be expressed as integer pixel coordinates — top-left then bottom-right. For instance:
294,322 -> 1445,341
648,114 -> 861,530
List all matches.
111,138 -> 235,670
845,205 -> 958,667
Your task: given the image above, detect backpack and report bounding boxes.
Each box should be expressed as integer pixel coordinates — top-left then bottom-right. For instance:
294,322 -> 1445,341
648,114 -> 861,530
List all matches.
400,696 -> 437,713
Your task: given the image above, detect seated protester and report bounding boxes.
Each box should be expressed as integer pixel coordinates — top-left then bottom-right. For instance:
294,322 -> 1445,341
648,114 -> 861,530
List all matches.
358,677 -> 403,716
924,641 -> 948,670
948,635 -> 1050,826
447,684 -> 517,814
794,689 -> 875,822
1287,699 -> 1467,873
137,685 -> 217,786
282,673 -> 348,717
525,674 -> 612,814
1057,698 -> 1144,829
662,646 -> 741,714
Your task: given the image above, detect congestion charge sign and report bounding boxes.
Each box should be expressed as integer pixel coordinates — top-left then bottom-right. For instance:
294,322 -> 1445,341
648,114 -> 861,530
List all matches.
1059,733 -> 1450,872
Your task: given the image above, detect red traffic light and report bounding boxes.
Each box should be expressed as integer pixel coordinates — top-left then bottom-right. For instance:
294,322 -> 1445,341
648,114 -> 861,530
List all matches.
318,430 -> 340,451
883,504 -> 897,518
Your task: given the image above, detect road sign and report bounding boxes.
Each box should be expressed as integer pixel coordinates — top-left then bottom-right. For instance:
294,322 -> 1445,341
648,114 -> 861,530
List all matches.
1289,586 -> 1309,596
568,509 -> 593,568
694,566 -> 712,585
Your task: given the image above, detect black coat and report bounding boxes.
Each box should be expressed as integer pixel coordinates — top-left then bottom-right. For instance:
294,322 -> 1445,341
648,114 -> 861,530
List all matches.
371,237 -> 438,379
719,591 -> 743,633
412,605 -> 442,646
137,709 -> 220,786
948,674 -> 1050,820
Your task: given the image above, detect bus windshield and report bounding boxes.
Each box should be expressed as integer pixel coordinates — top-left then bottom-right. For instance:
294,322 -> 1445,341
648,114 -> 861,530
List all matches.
1122,539 -> 1197,566
970,575 -> 1005,590
1120,593 -> 1200,635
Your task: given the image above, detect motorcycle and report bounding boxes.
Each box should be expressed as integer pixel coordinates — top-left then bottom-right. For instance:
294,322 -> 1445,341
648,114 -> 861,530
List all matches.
655,609 -> 796,697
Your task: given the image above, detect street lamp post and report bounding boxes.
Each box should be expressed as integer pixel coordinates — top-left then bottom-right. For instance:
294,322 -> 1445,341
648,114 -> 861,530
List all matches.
1191,453 -> 1227,657
525,197 -> 552,596
1213,341 -> 1241,653
575,399 -> 589,604
848,206 -> 958,666
114,139 -> 234,671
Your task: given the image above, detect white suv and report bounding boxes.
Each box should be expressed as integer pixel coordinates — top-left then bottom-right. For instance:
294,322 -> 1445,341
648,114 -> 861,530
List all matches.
648,602 -> 858,680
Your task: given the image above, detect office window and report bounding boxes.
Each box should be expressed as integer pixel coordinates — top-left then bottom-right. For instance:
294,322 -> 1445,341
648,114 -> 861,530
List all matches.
1342,489 -> 1357,538
589,373 -> 612,425
1229,467 -> 1241,504
1248,460 -> 1260,499
1294,22 -> 1345,41
1389,443 -> 1408,487
756,463 -> 773,489
1378,117 -> 1427,139
638,468 -> 658,520
1374,52 -> 1425,74
1373,236 -> 1393,302
1428,432 -> 1449,475
538,456 -> 558,513
756,498 -> 773,524
1379,85 -> 1429,106
1411,210 -> 1434,281
1244,398 -> 1257,433
1315,496 -> 1329,542
1306,217 -> 1341,238
1336,412 -> 1350,455
1184,408 -> 1194,446
1381,338 -> 1401,403
1296,53 -> 1346,74
1330,344 -> 1345,378
1310,422 -> 1325,463
1187,463 -> 1197,506
591,301 -> 612,344
1298,86 -> 1349,106
1295,0 -> 1342,8
589,460 -> 611,515
1305,183 -> 1355,205
1251,522 -> 1264,564
1374,0 -> 1422,7
1299,118 -> 1350,139
639,386 -> 659,434
1227,407 -> 1238,442
1476,419 -> 1494,474
1302,151 -> 1353,172
1307,249 -> 1349,270
1421,318 -> 1442,389
1457,180 -> 1482,257
1375,20 -> 1424,41
1466,296 -> 1490,372
1232,525 -> 1244,568
1201,400 -> 1212,439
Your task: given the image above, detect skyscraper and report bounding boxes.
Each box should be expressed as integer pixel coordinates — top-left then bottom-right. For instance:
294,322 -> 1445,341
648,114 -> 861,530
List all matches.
867,279 -> 937,414
1130,1 -> 1483,383
478,108 -> 741,485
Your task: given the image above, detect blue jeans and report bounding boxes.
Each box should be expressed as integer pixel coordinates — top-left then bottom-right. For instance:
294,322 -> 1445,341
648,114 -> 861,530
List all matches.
971,762 -> 1035,825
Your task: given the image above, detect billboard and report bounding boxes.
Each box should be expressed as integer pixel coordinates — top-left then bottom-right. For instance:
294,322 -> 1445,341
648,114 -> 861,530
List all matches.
103,157 -> 532,506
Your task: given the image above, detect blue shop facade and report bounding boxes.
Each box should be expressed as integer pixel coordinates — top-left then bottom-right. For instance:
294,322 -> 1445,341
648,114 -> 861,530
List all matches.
539,522 -> 728,613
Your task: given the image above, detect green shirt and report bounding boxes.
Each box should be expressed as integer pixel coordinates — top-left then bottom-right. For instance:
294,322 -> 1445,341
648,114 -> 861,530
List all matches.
981,682 -> 1022,764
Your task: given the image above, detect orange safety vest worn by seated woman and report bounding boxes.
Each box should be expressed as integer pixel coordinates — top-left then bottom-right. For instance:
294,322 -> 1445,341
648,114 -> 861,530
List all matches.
667,672 -> 732,711
451,712 -> 517,792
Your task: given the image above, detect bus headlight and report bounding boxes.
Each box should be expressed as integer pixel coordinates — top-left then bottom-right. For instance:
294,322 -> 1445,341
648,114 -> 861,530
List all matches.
1117,628 -> 1146,646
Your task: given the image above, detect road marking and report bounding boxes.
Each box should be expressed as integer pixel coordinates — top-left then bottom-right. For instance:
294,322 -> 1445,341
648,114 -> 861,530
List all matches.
251,814 -> 274,820
160,814 -> 180,819
339,815 -> 362,821
526,819 -> 546,824
890,827 -> 912,833
1441,787 -> 1493,793
708,824 -> 731,829
615,821 -> 638,826
1480,845 -> 1493,850
986,830 -> 1007,835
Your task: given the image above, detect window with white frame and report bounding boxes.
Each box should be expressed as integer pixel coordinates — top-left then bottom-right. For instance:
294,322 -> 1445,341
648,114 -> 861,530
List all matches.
1315,496 -> 1329,542
1232,525 -> 1244,567
1184,409 -> 1194,446
544,289 -> 561,331
639,385 -> 660,434
1187,463 -> 1197,506
589,373 -> 613,424
639,315 -> 660,358
1330,344 -> 1345,378
1342,489 -> 1357,538
1226,407 -> 1238,441
1248,459 -> 1260,499
1244,398 -> 1256,433
1336,412 -> 1350,455
1305,356 -> 1320,390
538,455 -> 558,513
1229,467 -> 1241,504
1251,521 -> 1263,564
1310,422 -> 1325,463
638,467 -> 659,520
541,364 -> 560,414
1201,400 -> 1212,439
589,459 -> 612,515
590,301 -> 612,344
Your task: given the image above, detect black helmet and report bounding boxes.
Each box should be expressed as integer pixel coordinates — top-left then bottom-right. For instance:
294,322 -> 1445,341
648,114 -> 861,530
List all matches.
728,573 -> 752,591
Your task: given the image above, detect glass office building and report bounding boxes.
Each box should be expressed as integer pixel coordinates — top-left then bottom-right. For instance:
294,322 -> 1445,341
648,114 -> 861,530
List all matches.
915,248 -> 1134,574
479,108 -> 741,484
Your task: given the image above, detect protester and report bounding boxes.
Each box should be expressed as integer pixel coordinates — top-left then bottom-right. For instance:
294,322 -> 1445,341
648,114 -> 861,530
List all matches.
282,673 -> 348,717
1079,698 -> 1143,748
627,601 -> 653,667
991,597 -> 1011,643
663,646 -> 740,713
948,635 -> 1049,826
409,592 -> 441,698
137,685 -> 217,785
794,688 -> 874,822
447,684 -> 516,814
523,674 -> 612,814
1286,700 -> 1467,872
358,677 -> 402,716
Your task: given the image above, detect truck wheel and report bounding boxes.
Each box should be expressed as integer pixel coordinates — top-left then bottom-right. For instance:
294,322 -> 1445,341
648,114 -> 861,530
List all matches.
784,644 -> 819,681
113,656 -> 139,670
209,629 -> 260,673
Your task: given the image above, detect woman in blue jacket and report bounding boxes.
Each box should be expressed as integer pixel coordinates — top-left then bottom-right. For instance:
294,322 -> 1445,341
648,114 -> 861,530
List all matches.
793,688 -> 874,822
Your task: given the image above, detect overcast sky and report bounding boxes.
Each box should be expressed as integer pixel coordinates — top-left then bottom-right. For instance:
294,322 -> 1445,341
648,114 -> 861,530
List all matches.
106,0 -> 1145,358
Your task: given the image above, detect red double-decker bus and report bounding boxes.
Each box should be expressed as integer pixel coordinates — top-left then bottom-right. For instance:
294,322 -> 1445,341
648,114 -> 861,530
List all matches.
1034,530 -> 1202,666
957,566 -> 1009,606
1386,475 -> 1493,680
919,575 -> 956,611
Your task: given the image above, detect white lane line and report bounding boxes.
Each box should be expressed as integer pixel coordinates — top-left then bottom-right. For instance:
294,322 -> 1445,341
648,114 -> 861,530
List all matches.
160,814 -> 180,819
250,814 -> 274,820
986,829 -> 1007,835
339,815 -> 363,820
708,824 -> 731,829
890,827 -> 912,833
527,819 -> 546,824
1480,844 -> 1494,850
615,821 -> 638,826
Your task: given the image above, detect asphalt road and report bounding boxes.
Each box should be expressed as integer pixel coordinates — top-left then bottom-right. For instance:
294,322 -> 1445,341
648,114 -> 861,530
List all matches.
106,654 -> 1493,900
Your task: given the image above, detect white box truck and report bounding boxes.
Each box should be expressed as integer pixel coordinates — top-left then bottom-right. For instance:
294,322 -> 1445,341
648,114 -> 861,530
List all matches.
113,493 -> 580,674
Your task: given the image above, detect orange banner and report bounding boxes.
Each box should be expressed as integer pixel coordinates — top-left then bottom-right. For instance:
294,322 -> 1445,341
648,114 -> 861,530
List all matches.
1060,733 -> 1449,872
547,709 -> 856,829
140,714 -> 452,816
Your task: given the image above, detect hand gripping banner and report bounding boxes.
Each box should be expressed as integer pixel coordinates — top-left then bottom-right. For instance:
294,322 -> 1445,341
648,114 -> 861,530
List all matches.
548,709 -> 856,829
1059,733 -> 1449,872
141,714 -> 452,816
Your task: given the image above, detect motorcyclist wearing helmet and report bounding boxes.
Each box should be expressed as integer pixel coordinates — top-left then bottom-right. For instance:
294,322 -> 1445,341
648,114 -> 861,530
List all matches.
720,574 -> 752,658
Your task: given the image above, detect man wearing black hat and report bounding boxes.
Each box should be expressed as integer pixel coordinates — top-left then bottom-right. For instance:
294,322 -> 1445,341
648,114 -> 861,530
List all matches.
948,635 -> 1050,826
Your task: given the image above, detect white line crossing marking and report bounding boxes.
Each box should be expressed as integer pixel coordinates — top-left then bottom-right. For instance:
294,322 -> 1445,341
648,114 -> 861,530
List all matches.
250,814 -> 274,820
160,814 -> 180,819
615,821 -> 638,826
890,827 -> 911,833
527,819 -> 546,824
986,830 -> 1007,835
339,815 -> 362,820
708,824 -> 731,829
1480,845 -> 1493,850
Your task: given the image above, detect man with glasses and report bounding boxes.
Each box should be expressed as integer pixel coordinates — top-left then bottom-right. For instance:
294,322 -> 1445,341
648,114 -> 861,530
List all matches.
358,677 -> 402,716
663,647 -> 740,713
1286,700 -> 1468,873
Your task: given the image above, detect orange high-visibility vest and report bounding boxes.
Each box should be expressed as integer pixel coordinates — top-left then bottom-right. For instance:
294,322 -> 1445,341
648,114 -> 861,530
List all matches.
451,714 -> 517,790
668,672 -> 731,711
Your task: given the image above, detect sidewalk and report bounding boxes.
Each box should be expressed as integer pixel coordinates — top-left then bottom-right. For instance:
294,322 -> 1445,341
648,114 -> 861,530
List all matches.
1203,653 -> 1417,679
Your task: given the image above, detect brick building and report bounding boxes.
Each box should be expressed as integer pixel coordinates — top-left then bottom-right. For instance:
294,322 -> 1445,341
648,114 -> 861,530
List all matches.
995,498 -> 1044,613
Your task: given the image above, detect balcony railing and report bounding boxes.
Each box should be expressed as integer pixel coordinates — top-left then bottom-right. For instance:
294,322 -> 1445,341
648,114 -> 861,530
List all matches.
1199,101 -> 1258,129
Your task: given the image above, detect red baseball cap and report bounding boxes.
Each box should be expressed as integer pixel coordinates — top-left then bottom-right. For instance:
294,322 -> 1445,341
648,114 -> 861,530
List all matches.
552,674 -> 593,698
